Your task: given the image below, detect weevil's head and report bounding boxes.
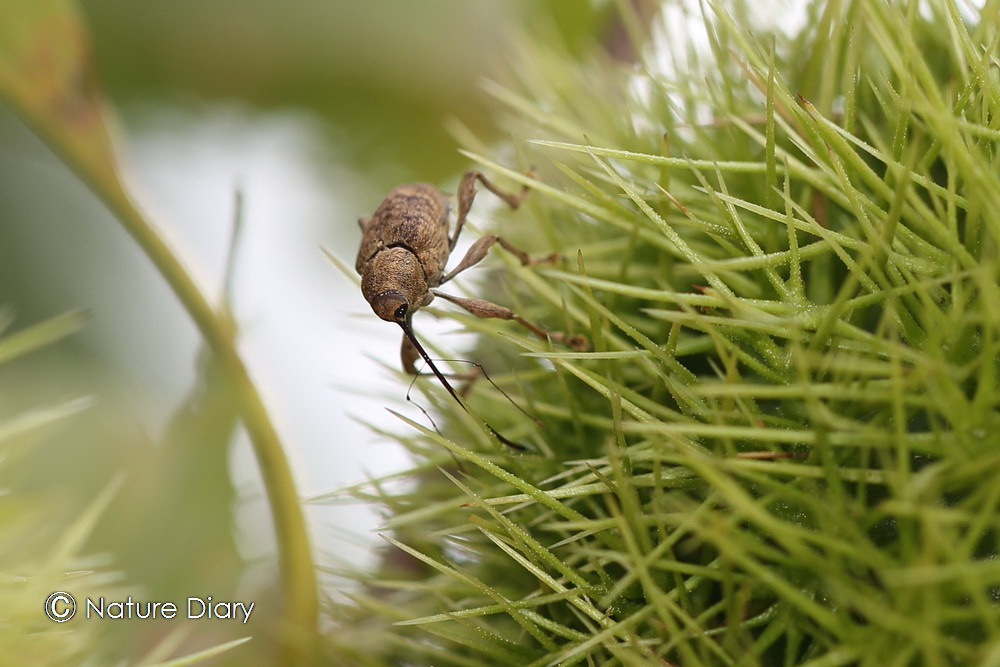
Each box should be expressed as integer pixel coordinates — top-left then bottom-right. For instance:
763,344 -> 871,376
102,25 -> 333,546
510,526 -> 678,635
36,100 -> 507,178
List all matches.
360,247 -> 428,325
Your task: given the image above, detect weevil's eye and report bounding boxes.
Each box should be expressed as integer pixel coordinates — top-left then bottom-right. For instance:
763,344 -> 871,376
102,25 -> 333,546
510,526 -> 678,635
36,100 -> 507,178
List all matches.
369,290 -> 408,323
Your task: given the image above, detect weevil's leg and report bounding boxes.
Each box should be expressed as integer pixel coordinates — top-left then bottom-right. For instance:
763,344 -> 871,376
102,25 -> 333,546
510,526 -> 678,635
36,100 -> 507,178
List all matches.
441,233 -> 560,285
432,290 -> 591,351
450,169 -> 533,250
401,332 -> 421,375
357,216 -> 370,231
469,170 -> 532,210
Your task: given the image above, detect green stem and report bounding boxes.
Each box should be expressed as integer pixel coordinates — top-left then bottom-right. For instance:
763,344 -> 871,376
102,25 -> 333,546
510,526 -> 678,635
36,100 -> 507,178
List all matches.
11,103 -> 319,655
104,182 -> 319,650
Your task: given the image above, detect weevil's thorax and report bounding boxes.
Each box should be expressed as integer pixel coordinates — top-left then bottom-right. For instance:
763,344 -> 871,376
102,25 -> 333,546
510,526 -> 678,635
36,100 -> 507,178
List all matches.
360,247 -> 430,322
356,183 -> 451,288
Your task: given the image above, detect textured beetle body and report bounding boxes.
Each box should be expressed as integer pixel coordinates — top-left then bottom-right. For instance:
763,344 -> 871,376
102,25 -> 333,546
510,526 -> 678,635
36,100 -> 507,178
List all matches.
356,183 -> 451,309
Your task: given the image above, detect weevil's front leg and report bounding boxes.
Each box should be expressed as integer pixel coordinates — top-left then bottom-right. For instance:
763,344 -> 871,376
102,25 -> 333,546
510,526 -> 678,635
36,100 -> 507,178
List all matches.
400,332 -> 481,397
400,332 -> 421,375
441,233 -> 560,285
450,170 -> 532,250
432,290 -> 591,351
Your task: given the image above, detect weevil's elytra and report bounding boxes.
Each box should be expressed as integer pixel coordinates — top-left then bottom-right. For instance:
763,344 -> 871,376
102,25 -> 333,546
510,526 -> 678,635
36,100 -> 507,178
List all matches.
356,169 -> 589,450
356,184 -> 451,289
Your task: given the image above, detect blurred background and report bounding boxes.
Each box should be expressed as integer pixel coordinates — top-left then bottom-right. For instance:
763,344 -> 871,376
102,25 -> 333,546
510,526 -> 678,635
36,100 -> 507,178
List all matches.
0,0 -> 620,661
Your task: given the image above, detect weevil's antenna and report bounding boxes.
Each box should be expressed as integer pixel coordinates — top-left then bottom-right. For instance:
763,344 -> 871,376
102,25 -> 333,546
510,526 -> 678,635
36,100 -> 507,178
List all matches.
398,321 -> 526,451
401,390 -> 466,472
406,358 -> 543,426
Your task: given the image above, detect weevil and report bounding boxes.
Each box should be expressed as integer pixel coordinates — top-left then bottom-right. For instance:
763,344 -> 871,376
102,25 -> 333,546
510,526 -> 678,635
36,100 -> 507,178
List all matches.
355,169 -> 587,449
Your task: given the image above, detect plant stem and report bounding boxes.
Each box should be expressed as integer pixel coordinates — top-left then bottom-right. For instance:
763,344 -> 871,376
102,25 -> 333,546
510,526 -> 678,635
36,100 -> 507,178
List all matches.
15,106 -> 320,655
104,181 -> 318,653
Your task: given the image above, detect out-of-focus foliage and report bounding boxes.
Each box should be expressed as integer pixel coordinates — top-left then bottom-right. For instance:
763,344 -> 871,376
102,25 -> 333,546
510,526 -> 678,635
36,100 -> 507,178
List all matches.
77,0 -> 613,181
0,312 -> 109,663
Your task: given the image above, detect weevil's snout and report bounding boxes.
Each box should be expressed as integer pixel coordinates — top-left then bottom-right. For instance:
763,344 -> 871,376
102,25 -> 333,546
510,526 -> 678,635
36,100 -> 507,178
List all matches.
360,247 -> 428,323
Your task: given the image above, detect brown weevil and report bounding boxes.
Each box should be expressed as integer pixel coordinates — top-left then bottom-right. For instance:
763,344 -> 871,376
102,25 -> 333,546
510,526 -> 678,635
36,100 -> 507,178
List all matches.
355,169 -> 587,449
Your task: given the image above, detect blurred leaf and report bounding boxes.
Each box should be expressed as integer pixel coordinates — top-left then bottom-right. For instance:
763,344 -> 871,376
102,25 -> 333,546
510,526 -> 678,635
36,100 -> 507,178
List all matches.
149,637 -> 253,667
0,397 -> 92,446
0,0 -> 125,200
104,351 -> 243,600
45,474 -> 122,566
0,310 -> 86,366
